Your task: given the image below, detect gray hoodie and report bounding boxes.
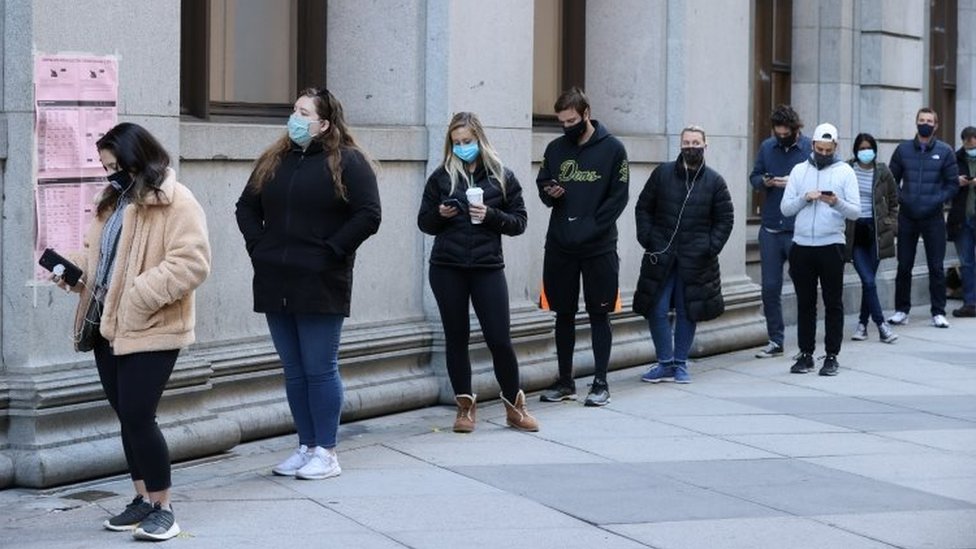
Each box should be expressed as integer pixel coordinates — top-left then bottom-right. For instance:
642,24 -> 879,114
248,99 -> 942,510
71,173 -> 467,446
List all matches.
780,156 -> 860,246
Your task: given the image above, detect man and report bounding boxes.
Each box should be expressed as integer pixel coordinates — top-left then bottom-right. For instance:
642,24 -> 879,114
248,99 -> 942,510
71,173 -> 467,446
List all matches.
947,125 -> 976,317
749,105 -> 812,358
536,87 -> 629,407
887,108 -> 959,328
634,126 -> 734,384
780,123 -> 860,376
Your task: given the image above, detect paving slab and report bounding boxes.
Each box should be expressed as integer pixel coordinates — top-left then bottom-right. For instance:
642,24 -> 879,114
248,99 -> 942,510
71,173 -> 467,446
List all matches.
815,509 -> 976,549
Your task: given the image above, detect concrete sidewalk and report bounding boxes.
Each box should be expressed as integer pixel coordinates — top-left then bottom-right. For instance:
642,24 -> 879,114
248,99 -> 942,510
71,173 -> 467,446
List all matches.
3,315 -> 976,549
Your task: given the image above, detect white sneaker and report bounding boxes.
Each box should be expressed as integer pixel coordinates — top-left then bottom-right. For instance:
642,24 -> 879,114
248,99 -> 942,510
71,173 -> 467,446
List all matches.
296,446 -> 341,480
887,311 -> 909,325
851,323 -> 868,341
272,445 -> 310,476
932,314 -> 950,328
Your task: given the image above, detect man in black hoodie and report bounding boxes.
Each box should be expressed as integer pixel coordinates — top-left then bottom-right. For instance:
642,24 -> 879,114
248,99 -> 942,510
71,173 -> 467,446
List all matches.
536,87 -> 629,407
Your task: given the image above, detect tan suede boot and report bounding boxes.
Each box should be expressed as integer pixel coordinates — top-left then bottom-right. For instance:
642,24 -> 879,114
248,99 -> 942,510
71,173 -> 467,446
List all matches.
501,390 -> 539,432
453,394 -> 476,433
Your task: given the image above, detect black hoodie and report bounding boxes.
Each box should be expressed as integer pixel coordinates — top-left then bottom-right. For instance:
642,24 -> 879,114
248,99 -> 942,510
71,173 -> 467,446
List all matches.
536,120 -> 629,257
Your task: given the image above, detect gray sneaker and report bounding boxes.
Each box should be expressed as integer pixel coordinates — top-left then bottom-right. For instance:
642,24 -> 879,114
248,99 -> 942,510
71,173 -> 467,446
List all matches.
851,323 -> 868,341
540,379 -> 577,402
132,502 -> 180,541
103,495 -> 154,532
755,341 -> 784,359
879,322 -> 899,343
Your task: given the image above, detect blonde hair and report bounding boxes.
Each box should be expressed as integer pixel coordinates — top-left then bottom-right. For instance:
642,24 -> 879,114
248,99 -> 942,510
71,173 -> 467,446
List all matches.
680,125 -> 707,143
443,112 -> 507,196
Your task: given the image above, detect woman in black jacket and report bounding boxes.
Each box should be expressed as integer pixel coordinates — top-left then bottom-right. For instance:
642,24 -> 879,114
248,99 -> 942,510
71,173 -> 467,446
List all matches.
235,88 -> 381,480
633,126 -> 734,384
418,112 -> 537,433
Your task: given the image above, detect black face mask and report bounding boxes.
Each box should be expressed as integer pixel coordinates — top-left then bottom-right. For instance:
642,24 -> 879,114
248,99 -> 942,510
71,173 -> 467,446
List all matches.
681,147 -> 704,166
107,170 -> 133,193
814,152 -> 834,170
563,118 -> 587,141
776,133 -> 796,149
917,124 -> 935,138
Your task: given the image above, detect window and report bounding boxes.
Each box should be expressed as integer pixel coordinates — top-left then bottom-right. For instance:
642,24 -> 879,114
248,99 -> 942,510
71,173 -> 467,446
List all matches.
750,0 -> 792,219
181,0 -> 326,119
929,0 -> 957,144
532,0 -> 586,122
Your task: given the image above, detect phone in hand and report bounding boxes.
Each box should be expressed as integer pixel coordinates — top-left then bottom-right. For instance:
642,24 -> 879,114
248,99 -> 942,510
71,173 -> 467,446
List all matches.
441,198 -> 463,210
820,190 -> 834,196
967,176 -> 975,181
38,248 -> 83,286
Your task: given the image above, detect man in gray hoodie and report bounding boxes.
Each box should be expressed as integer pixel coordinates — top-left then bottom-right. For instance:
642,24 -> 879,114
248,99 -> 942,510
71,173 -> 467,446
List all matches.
780,123 -> 861,376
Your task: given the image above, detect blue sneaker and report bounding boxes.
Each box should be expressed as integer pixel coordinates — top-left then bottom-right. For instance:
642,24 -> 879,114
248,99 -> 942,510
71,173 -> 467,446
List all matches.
673,362 -> 691,384
641,362 -> 675,383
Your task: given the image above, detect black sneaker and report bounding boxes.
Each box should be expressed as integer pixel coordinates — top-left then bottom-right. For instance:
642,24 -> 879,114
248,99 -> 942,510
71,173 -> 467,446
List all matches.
819,355 -> 839,376
132,502 -> 181,541
103,495 -> 154,532
583,380 -> 610,407
539,379 -> 577,402
789,353 -> 814,374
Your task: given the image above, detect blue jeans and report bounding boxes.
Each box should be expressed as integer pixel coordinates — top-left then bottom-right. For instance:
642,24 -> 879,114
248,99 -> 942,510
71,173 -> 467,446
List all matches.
758,227 -> 793,346
851,218 -> 885,326
647,268 -> 697,363
955,216 -> 976,306
266,312 -> 345,449
895,212 -> 947,316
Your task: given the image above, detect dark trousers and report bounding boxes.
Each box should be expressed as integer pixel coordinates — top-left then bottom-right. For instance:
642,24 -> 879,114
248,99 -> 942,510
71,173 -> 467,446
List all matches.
895,212 -> 947,316
788,244 -> 846,356
758,227 -> 793,346
429,265 -> 520,401
851,219 -> 885,326
94,334 -> 179,492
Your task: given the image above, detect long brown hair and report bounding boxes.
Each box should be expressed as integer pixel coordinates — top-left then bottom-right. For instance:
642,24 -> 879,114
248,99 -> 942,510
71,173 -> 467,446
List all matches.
95,123 -> 171,217
249,88 -> 372,200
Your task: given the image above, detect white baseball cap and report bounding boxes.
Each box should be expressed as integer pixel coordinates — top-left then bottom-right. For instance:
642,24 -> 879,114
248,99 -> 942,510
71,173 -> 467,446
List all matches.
812,123 -> 839,143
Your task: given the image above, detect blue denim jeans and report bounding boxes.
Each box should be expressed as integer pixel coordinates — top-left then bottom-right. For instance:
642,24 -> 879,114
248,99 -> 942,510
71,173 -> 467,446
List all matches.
647,268 -> 696,363
758,227 -> 793,346
954,216 -> 976,306
266,312 -> 345,449
851,218 -> 885,326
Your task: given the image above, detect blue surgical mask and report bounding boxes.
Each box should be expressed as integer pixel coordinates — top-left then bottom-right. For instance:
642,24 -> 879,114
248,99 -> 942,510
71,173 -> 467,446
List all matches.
966,148 -> 976,158
287,113 -> 314,148
856,149 -> 876,164
452,142 -> 480,163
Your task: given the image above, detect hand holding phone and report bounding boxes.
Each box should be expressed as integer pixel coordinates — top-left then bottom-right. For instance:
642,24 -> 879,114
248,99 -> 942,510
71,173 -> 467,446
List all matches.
441,198 -> 463,209
542,180 -> 565,198
38,248 -> 83,286
820,190 -> 834,196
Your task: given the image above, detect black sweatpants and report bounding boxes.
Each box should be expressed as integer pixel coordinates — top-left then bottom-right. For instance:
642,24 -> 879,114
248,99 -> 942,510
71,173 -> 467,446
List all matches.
429,265 -> 521,402
94,333 -> 179,492
788,243 -> 846,356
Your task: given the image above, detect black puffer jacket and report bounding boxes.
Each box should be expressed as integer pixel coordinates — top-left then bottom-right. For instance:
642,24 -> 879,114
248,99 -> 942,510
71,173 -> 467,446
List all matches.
632,159 -> 734,322
948,146 -> 976,241
235,141 -> 382,316
418,165 -> 526,268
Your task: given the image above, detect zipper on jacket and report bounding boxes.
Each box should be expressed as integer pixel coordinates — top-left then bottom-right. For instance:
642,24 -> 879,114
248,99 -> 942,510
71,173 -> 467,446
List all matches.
280,153 -> 305,309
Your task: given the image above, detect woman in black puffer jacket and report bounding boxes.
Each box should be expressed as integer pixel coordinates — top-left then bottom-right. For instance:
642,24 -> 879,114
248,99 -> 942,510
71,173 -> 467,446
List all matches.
418,112 -> 537,434
633,126 -> 734,384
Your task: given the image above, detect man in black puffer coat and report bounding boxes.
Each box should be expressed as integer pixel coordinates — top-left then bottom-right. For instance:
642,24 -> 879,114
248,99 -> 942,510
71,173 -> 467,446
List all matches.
633,125 -> 734,384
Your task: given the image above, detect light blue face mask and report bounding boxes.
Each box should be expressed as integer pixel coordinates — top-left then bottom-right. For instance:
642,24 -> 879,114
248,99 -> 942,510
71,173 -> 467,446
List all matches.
966,148 -> 976,158
856,149 -> 876,164
452,142 -> 480,163
288,113 -> 314,148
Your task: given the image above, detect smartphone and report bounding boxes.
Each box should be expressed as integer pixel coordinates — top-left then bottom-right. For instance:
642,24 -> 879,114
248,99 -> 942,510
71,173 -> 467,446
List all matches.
441,198 -> 463,209
543,179 -> 561,191
820,190 -> 834,196
967,176 -> 975,181
38,248 -> 83,286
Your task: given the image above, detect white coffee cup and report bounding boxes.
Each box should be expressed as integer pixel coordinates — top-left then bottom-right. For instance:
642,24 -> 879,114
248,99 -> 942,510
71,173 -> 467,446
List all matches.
465,187 -> 484,224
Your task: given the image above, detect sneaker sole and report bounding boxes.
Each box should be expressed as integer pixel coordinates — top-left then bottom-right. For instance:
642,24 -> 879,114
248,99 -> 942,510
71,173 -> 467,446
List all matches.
103,521 -> 139,532
539,394 -> 578,402
754,352 -> 783,359
133,523 -> 181,541
272,468 -> 299,477
296,468 -> 341,481
641,377 -> 673,384
851,335 -> 867,341
819,370 -> 839,377
583,398 -> 610,407
674,379 -> 691,384
790,368 -> 814,374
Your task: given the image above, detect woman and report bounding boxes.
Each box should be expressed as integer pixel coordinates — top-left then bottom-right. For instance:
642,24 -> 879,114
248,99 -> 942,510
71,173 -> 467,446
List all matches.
417,112 -> 538,433
57,123 -> 211,541
846,133 -> 899,343
634,125 -> 734,384
235,88 -> 381,480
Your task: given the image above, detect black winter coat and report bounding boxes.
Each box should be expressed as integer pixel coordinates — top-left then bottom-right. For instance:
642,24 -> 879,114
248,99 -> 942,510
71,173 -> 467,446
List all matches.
948,147 -> 975,241
632,160 -> 734,322
417,165 -> 526,268
235,141 -> 382,316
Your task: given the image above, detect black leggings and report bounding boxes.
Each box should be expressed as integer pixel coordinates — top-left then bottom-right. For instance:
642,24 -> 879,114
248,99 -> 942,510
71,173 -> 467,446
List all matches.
94,334 -> 179,492
555,312 -> 611,383
429,265 -> 521,402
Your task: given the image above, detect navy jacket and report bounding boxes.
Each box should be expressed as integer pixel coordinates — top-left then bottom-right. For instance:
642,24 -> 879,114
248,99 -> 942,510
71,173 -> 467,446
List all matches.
749,134 -> 812,231
948,147 -> 976,241
889,137 -> 958,220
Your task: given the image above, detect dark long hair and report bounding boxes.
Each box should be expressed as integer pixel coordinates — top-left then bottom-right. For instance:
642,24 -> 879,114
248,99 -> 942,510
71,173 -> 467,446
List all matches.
249,87 -> 373,201
95,122 -> 171,217
852,133 -> 878,156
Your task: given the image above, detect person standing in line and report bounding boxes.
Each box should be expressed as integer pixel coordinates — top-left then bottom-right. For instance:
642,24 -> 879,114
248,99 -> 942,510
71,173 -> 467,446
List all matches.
947,125 -> 976,318
846,133 -> 900,343
235,88 -> 381,481
634,125 -> 734,384
55,123 -> 211,541
535,87 -> 630,407
781,123 -> 860,376
749,105 -> 812,359
418,112 -> 538,433
887,107 -> 959,328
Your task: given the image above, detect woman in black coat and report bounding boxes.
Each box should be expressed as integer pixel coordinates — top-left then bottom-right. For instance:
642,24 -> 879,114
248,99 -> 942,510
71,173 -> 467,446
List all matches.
418,112 -> 537,434
633,126 -> 734,384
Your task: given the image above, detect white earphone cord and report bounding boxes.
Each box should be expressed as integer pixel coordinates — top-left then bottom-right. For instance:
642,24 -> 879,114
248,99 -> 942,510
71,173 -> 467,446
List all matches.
645,162 -> 703,265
